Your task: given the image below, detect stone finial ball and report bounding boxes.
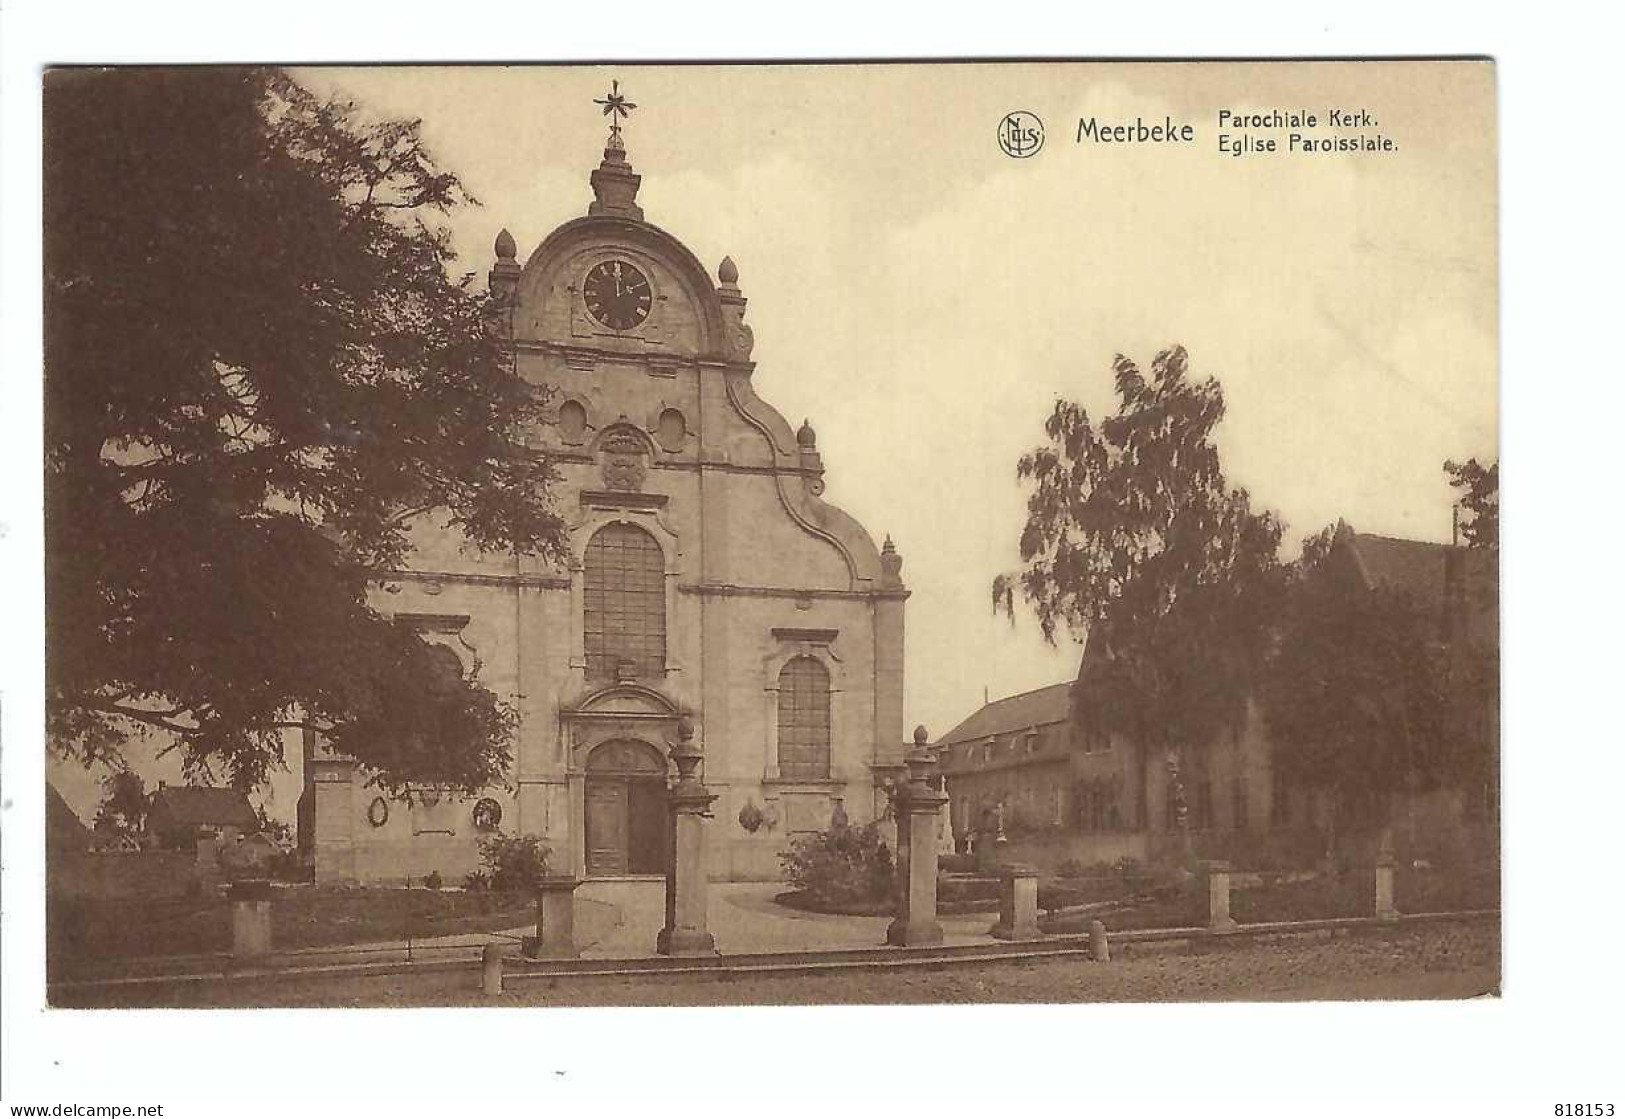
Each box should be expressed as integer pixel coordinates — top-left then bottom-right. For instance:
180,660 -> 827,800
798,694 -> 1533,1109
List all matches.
718,255 -> 739,285
494,228 -> 518,261
913,725 -> 930,745
796,419 -> 817,448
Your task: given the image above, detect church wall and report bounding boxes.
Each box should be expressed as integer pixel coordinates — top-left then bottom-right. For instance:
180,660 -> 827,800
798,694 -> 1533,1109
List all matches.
312,133 -> 908,888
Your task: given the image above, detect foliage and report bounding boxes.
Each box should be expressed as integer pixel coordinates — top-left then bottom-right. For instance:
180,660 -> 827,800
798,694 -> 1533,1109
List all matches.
1445,458 -> 1499,551
477,832 -> 551,893
779,822 -> 894,906
91,769 -> 152,844
463,869 -> 491,892
253,804 -> 294,848
43,68 -> 568,795
422,870 -> 444,891
993,347 -> 1286,824
1260,537 -> 1453,830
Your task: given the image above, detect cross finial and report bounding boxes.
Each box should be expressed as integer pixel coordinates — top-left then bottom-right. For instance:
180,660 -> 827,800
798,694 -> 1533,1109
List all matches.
594,80 -> 638,150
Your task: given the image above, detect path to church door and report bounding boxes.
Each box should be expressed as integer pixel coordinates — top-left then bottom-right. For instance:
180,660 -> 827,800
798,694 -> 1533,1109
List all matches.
584,739 -> 669,877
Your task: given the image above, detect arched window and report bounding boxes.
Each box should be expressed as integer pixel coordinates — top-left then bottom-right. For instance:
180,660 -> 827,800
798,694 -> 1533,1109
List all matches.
583,523 -> 666,680
777,656 -> 831,780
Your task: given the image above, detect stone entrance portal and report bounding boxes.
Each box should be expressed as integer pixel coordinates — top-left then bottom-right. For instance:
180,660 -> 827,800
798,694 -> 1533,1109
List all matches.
583,739 -> 669,877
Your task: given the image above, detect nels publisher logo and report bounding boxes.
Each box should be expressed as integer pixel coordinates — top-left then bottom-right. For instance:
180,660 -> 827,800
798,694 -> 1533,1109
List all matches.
997,110 -> 1045,158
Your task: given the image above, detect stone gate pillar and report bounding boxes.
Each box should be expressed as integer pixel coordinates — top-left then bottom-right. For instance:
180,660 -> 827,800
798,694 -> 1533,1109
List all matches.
657,718 -> 719,957
886,727 -> 949,947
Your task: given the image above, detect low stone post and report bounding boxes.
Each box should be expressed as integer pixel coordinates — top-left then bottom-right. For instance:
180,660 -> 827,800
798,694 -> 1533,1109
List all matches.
1206,860 -> 1237,934
481,942 -> 505,995
657,718 -> 719,957
1089,919 -> 1111,962
230,878 -> 273,960
525,874 -> 582,959
1375,852 -> 1400,923
989,863 -> 1041,940
886,727 -> 949,947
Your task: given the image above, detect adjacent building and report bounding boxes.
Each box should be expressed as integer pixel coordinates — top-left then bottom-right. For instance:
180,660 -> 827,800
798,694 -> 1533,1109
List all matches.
938,522 -> 1498,866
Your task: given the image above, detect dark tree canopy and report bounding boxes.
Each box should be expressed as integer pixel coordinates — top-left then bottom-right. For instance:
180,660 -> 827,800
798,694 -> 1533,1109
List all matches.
994,347 -> 1286,754
1260,536 -> 1452,814
92,770 -> 152,844
1445,457 -> 1498,551
44,68 -> 567,794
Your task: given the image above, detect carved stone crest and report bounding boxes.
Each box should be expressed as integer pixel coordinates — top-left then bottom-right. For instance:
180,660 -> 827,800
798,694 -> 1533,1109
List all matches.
600,428 -> 648,491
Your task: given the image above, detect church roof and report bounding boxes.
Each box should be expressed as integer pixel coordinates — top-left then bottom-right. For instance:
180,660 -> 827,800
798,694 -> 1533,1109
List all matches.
934,681 -> 1075,747
1336,524 -> 1497,648
47,782 -> 92,852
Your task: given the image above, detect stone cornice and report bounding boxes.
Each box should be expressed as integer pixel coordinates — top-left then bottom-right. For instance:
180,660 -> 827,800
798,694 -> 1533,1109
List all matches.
678,582 -> 909,602
378,568 -> 570,590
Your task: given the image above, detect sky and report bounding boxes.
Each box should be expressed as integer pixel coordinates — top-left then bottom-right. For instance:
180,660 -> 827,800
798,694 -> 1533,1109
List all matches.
48,61 -> 1498,823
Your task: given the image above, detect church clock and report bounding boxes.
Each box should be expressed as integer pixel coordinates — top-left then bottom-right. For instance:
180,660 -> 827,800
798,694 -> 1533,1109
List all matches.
582,259 -> 653,331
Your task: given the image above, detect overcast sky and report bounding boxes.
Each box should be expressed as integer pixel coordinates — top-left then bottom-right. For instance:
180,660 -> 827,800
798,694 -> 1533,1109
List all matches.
51,62 -> 1497,820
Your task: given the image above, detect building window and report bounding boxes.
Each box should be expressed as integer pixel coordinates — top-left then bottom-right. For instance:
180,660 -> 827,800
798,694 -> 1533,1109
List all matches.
1076,781 -> 1119,832
777,656 -> 831,781
583,523 -> 666,680
1232,776 -> 1250,832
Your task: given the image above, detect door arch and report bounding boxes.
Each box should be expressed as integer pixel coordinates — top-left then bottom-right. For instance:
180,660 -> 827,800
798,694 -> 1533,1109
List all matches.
584,739 -> 669,877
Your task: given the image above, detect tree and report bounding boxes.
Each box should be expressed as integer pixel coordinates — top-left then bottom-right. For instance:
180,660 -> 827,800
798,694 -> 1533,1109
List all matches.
253,804 -> 295,848
92,770 -> 151,845
1259,537 -> 1452,852
994,347 -> 1286,832
1445,457 -> 1498,551
44,68 -> 568,794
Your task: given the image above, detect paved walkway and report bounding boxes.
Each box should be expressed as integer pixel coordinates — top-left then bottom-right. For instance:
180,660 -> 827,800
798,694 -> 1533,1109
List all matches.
576,881 -> 998,958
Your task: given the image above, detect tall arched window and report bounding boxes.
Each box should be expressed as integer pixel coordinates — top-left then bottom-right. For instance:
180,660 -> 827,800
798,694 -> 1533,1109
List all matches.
583,523 -> 666,680
777,656 -> 831,780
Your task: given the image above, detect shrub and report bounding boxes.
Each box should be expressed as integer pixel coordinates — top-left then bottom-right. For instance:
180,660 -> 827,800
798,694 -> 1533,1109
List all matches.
478,832 -> 551,893
463,869 -> 491,892
423,870 -> 444,891
1114,856 -> 1153,893
780,822 -> 893,906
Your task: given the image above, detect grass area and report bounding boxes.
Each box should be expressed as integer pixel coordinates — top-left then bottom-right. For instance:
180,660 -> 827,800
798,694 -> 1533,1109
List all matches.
49,886 -> 536,962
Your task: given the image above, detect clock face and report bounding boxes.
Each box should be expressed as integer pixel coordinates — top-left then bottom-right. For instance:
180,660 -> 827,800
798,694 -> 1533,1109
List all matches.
582,259 -> 652,331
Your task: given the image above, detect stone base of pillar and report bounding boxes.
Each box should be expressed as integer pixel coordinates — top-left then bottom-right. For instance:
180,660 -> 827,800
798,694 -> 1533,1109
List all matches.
525,874 -> 582,959
655,926 -> 718,956
230,879 -> 273,959
989,865 -> 1042,940
885,913 -> 944,947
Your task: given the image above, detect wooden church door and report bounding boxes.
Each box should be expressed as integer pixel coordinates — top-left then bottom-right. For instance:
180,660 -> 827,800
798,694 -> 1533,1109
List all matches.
584,738 -> 669,877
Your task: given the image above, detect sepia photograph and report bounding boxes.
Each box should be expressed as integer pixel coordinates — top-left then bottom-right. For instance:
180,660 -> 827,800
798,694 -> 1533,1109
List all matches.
32,59 -> 1503,1014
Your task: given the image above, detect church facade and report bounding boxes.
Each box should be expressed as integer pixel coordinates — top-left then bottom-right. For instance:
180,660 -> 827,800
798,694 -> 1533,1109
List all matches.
304,116 -> 909,886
